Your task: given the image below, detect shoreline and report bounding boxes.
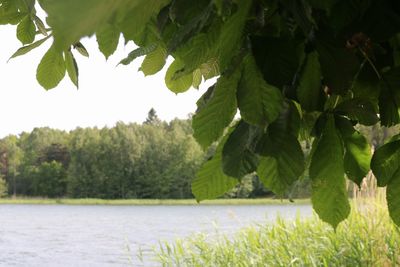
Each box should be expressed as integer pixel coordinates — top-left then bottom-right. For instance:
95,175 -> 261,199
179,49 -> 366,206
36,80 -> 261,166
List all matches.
0,198 -> 311,206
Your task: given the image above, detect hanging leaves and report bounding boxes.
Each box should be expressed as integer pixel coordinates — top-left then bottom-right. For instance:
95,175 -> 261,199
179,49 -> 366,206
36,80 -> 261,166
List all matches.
5,0 -> 400,228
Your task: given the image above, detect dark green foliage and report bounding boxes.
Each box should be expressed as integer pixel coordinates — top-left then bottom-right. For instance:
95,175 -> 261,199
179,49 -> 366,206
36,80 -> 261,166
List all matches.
0,117 -> 204,199
31,161 -> 66,197
3,0 -> 400,228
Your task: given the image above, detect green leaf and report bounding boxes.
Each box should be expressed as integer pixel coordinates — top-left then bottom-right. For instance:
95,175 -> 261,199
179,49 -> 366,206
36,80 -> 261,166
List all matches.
222,121 -> 259,178
192,69 -> 202,89
9,35 -> 51,60
36,45 -> 66,90
118,44 -> 157,66
192,68 -> 241,149
297,51 -> 324,111
169,0 -> 250,78
140,45 -> 167,76
351,64 -> 380,106
379,86 -> 400,127
174,26 -> 220,79
256,101 -> 304,195
371,140 -> 400,187
73,42 -> 89,57
257,133 -> 304,196
165,59 -> 193,93
268,100 -> 301,137
379,67 -> 400,126
251,36 -> 300,88
39,0 -> 161,50
200,58 -> 219,80
65,50 -> 79,88
316,28 -> 360,95
167,3 -> 213,53
309,115 -> 350,229
387,173 -> 400,226
217,0 -> 252,71
33,14 -> 48,36
237,54 -> 283,126
118,0 -> 170,45
192,134 -> 239,201
306,0 -> 338,11
383,67 -> 400,92
335,98 -> 379,126
96,23 -> 120,59
169,0 -> 210,26
0,1 -> 25,25
16,14 -> 36,45
336,117 -> 371,186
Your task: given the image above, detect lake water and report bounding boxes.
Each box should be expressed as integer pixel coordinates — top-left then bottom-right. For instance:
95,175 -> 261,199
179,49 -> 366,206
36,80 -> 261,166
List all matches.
0,204 -> 312,266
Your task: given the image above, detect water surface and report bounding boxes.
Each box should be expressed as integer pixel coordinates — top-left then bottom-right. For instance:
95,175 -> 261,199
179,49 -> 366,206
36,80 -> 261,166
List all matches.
0,204 -> 312,266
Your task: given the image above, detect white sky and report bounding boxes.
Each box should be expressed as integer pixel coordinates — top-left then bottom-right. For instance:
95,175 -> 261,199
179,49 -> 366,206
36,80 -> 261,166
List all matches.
0,25 -> 209,138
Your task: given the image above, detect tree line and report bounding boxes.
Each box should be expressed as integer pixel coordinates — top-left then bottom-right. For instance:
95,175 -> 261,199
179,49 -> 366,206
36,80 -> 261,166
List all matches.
0,109 -> 276,199
0,110 -> 207,199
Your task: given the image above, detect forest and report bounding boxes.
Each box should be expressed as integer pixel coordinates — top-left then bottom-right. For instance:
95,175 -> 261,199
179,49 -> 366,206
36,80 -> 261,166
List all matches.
0,109 -> 203,199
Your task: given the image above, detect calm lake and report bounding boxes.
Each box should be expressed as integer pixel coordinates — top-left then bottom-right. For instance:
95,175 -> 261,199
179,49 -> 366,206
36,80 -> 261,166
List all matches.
0,204 -> 312,266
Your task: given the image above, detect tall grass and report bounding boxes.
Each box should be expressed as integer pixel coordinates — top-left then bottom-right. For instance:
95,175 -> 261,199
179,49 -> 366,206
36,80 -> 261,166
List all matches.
154,195 -> 399,266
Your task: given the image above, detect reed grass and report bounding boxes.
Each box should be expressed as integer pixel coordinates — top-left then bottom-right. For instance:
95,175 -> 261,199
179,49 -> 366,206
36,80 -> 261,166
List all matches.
154,194 -> 399,267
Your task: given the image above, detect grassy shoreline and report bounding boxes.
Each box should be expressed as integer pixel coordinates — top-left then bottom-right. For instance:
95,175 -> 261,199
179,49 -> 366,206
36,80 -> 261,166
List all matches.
0,197 -> 310,205
154,198 -> 400,266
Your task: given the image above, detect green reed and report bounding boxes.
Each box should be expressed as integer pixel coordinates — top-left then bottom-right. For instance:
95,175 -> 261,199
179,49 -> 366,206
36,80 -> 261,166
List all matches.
154,197 -> 400,267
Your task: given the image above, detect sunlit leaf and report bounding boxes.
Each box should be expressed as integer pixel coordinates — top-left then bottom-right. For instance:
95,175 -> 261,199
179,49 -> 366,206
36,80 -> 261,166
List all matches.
118,44 -> 157,66
96,23 -> 120,59
33,14 -> 48,36
192,68 -> 241,149
140,45 -> 167,76
36,44 -> 66,90
9,35 -> 51,60
73,42 -> 89,57
16,14 -> 36,45
165,59 -> 193,93
65,50 -> 79,88
237,54 -> 283,126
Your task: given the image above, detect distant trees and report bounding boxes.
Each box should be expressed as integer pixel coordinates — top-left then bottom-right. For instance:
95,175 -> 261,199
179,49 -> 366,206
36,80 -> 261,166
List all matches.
0,135 -> 23,197
0,176 -> 7,198
0,114 -> 208,199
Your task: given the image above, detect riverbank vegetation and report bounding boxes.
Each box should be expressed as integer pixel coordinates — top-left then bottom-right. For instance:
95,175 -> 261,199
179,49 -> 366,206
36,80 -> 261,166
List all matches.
154,195 -> 400,266
0,198 -> 310,206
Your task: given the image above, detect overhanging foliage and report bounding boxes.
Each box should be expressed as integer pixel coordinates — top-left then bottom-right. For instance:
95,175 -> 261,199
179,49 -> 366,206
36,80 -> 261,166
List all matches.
1,0 -> 400,228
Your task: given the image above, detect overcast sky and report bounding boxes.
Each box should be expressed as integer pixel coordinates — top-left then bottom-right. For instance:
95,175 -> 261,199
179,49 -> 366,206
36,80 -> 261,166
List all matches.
0,25 -> 209,138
